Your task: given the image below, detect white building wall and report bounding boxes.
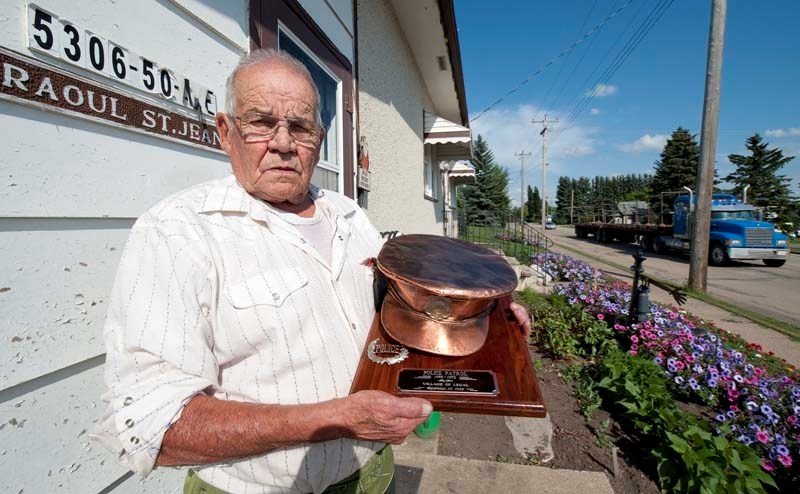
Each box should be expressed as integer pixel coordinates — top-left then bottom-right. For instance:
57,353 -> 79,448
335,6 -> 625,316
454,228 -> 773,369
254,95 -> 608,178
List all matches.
0,1 -> 245,492
357,0 -> 442,235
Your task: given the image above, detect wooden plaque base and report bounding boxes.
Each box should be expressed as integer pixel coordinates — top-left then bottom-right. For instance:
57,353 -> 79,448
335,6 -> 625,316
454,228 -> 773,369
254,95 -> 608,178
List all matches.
349,297 -> 546,417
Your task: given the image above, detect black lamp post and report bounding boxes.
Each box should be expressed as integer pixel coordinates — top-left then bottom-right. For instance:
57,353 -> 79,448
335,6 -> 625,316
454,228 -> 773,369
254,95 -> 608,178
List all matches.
627,249 -> 687,326
628,250 -> 651,324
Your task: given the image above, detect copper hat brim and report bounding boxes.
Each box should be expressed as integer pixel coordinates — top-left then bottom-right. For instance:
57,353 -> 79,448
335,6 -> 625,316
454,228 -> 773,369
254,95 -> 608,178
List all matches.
380,289 -> 490,357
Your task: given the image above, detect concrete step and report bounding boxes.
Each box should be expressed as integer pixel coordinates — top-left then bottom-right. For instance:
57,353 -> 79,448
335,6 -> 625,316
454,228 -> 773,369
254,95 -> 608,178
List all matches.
393,450 -> 614,494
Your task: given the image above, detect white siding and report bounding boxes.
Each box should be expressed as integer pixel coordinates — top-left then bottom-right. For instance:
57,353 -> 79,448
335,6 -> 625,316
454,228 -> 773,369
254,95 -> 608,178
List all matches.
357,0 -> 442,235
297,0 -> 354,63
0,0 -> 245,492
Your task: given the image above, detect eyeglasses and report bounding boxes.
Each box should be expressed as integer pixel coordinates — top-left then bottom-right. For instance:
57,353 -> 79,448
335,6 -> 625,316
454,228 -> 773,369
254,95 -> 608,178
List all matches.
233,112 -> 321,146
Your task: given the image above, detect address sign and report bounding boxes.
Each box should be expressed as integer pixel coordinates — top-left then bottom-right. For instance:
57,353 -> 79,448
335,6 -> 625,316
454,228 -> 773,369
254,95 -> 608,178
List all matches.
27,3 -> 218,117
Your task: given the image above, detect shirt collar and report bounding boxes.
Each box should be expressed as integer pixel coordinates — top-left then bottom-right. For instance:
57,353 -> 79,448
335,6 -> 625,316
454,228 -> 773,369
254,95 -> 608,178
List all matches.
198,174 -> 356,223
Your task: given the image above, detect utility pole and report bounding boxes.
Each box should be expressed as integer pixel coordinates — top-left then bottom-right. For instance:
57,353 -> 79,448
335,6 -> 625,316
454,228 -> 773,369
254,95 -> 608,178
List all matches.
515,150 -> 532,225
689,0 -> 727,291
570,188 -> 574,225
532,114 -> 558,232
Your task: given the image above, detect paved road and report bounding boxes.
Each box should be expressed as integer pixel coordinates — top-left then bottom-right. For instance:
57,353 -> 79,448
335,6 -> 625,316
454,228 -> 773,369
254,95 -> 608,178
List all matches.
546,226 -> 800,328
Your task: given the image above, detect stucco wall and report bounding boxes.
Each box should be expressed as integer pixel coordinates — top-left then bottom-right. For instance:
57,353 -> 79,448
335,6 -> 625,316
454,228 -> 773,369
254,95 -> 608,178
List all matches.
356,0 -> 443,235
0,1 -> 243,492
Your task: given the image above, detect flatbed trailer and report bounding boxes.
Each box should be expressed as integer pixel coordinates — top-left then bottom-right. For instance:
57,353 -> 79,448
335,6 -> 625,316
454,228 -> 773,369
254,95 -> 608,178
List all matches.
574,222 -> 675,252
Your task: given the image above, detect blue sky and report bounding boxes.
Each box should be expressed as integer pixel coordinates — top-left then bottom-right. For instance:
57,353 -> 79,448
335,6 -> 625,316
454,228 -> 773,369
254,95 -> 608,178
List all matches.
455,0 -> 800,204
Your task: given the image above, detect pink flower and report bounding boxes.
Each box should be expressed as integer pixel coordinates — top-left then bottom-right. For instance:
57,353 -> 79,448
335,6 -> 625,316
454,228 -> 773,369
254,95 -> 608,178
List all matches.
729,405 -> 739,412
597,313 -> 604,320
675,361 -> 685,371
787,415 -> 797,426
762,460 -> 775,472
756,431 -> 770,444
629,349 -> 638,356
685,355 -> 695,363
778,455 -> 792,467
630,335 -> 639,343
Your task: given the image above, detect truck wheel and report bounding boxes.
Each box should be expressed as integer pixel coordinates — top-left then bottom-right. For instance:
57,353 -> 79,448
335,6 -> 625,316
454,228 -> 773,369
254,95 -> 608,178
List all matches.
763,259 -> 786,267
652,237 -> 664,254
709,243 -> 729,266
639,235 -> 653,252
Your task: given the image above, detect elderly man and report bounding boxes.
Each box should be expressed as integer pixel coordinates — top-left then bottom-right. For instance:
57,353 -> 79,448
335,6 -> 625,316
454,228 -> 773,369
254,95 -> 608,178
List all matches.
92,49 -> 530,494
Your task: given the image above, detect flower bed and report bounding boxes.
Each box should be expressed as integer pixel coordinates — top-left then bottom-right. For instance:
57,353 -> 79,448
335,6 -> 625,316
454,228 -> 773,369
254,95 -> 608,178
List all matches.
531,252 -> 799,487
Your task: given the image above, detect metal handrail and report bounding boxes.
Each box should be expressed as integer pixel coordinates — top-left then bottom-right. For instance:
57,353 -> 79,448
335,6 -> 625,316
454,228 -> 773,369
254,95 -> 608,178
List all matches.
443,209 -> 550,265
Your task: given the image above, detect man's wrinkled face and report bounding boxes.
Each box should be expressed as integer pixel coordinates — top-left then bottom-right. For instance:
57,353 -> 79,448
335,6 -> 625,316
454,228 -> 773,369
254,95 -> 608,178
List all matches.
216,61 -> 322,206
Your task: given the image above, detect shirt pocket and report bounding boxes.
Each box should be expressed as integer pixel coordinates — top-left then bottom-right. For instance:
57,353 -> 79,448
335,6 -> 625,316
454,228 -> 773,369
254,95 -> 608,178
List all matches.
226,268 -> 308,308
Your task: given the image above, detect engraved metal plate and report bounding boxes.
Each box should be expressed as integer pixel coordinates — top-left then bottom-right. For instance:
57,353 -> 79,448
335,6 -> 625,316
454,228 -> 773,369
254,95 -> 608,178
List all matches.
396,369 -> 499,396
367,339 -> 409,365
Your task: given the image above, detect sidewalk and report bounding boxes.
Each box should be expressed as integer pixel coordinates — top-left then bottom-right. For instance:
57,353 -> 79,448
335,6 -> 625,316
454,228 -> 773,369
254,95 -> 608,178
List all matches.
393,426 -> 614,494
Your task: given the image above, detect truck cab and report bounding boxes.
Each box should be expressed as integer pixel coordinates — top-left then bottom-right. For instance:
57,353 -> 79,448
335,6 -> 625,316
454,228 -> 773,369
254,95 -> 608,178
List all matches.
673,194 -> 789,267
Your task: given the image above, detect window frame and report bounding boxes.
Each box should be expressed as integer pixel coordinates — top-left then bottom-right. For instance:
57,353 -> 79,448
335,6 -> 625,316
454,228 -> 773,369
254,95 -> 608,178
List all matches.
277,23 -> 343,192
249,0 -> 355,196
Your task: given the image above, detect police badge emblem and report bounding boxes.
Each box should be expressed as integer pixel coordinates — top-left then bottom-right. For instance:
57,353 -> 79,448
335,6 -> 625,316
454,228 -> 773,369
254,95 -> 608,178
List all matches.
366,339 -> 409,365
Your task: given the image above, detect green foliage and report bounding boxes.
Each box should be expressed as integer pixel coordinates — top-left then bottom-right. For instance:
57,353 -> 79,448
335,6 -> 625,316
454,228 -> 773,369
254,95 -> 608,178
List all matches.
575,372 -> 602,420
555,174 -> 652,224
594,419 -> 614,449
594,349 -> 776,493
650,127 -> 700,216
725,133 -> 796,223
655,425 -> 777,494
522,294 -> 618,360
525,185 -> 541,222
461,135 -> 511,222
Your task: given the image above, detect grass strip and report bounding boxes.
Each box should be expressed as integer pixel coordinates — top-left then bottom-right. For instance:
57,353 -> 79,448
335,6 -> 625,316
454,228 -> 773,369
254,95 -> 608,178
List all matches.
548,240 -> 800,342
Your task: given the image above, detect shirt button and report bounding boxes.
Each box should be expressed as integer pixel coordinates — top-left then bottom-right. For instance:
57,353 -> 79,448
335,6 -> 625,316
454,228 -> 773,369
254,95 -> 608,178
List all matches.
351,323 -> 357,330
130,436 -> 140,445
125,419 -> 135,428
271,292 -> 280,301
338,235 -> 344,241
123,397 -> 133,406
300,238 -> 307,243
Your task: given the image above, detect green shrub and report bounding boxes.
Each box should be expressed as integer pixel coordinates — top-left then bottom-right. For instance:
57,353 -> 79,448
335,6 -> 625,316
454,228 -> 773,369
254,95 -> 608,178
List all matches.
594,349 -> 776,493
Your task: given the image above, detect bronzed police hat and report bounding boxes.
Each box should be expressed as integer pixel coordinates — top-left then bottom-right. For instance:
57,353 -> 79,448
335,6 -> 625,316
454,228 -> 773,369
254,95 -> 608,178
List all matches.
376,234 -> 518,356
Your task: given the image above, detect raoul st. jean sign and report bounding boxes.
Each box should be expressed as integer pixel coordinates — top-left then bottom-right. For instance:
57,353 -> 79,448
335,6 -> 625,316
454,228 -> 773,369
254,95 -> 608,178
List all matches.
0,46 -> 221,152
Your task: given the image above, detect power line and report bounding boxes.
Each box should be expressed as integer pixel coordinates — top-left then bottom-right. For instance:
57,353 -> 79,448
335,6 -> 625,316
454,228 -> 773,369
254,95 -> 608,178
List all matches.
470,0 -> 636,123
554,0 -> 675,140
530,0 -> 600,127
543,0 -> 622,120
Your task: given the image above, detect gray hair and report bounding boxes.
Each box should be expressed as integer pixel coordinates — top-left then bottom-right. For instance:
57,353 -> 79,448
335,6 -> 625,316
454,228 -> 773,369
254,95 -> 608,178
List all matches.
224,48 -> 322,126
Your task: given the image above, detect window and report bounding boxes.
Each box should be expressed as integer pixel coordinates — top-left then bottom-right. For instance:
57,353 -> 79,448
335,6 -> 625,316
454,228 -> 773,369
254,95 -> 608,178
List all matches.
278,26 -> 342,192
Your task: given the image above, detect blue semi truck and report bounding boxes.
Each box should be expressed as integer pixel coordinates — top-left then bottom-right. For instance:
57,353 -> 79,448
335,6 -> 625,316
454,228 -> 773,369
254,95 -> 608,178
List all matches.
574,194 -> 790,267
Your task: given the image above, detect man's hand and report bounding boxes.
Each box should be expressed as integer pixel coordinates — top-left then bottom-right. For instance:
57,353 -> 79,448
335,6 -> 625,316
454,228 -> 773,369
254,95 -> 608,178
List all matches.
509,302 -> 532,338
340,391 -> 432,444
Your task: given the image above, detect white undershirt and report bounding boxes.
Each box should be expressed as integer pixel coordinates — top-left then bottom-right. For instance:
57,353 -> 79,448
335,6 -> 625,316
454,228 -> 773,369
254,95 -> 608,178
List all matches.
273,204 -> 334,266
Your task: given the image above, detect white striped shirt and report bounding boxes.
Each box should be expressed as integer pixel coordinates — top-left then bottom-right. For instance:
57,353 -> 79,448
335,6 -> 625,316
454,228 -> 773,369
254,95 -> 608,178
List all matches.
91,175 -> 385,493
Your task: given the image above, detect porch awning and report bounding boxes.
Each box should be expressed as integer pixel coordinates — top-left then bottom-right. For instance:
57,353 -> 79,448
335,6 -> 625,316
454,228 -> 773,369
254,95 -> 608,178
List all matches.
423,111 -> 472,161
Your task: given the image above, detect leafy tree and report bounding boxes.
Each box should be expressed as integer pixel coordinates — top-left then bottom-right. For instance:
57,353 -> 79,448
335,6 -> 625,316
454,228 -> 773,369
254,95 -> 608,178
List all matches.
554,177 -> 572,224
650,127 -> 700,216
525,185 -> 541,222
460,135 -> 511,223
725,134 -> 795,221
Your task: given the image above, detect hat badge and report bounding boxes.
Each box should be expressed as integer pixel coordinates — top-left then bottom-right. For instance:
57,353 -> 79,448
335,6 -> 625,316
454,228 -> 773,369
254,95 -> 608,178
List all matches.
424,296 -> 452,320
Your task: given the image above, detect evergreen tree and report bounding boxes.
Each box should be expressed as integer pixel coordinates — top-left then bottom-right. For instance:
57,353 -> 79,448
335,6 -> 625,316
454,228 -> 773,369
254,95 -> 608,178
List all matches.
650,127 -> 700,216
461,135 -> 511,223
725,134 -> 795,219
554,177 -> 572,224
524,185 -> 541,222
